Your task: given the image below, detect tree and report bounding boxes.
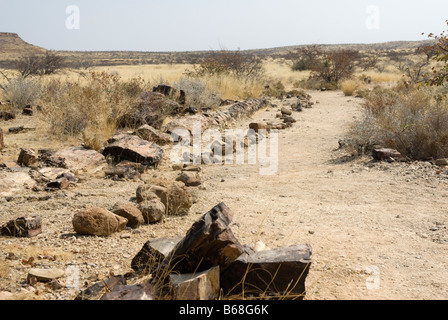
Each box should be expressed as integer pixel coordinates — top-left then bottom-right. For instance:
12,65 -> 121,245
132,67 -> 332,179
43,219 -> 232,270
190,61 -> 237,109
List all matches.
422,20 -> 448,86
310,49 -> 359,83
15,51 -> 65,78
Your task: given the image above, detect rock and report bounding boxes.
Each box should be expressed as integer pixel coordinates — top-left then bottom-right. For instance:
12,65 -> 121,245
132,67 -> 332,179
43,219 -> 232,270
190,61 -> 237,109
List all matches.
138,199 -> 166,224
22,106 -> 33,116
176,171 -> 202,187
0,291 -> 13,300
0,111 -> 15,121
282,116 -> 297,124
435,158 -> 448,166
75,275 -> 127,300
0,171 -> 37,198
153,84 -> 186,105
160,203 -> 244,275
102,135 -> 164,167
372,147 -> 404,161
48,147 -> 107,174
45,177 -> 70,191
169,266 -> 220,300
280,107 -> 292,116
249,123 -> 269,133
104,161 -> 145,180
186,105 -> 198,114
220,244 -> 312,299
131,237 -> 183,274
72,207 -> 128,236
17,148 -> 37,167
166,183 -> 193,216
111,202 -> 144,229
136,124 -> 173,145
27,268 -> 65,283
37,168 -> 72,181
9,126 -> 25,134
136,184 -> 168,205
100,282 -> 155,300
0,216 -> 42,238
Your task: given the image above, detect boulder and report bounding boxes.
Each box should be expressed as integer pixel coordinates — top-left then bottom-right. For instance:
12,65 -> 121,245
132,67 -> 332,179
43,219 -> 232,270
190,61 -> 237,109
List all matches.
72,207 -> 128,236
169,266 -> 220,300
176,171 -> 201,187
160,203 -> 244,275
47,147 -> 107,174
0,171 -> 37,198
27,268 -> 65,283
280,107 -> 292,116
136,124 -> 173,145
17,148 -> 37,167
131,237 -> 183,274
138,199 -> 166,224
102,135 -> 163,167
111,202 -> 144,229
0,216 -> 42,238
136,184 -> 168,205
220,244 -> 313,299
166,183 -> 193,216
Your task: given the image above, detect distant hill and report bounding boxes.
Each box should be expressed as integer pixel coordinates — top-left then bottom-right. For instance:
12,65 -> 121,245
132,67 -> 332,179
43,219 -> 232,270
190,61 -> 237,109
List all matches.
0,32 -> 436,69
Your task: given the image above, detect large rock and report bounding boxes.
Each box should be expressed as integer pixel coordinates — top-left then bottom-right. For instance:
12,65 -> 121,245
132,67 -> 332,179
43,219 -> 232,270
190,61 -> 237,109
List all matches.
169,266 -> 220,300
136,184 -> 168,205
47,147 -> 107,174
72,207 -> 128,236
160,203 -> 244,275
0,216 -> 42,238
111,202 -> 144,229
138,199 -> 166,224
220,244 -> 312,299
102,135 -> 163,167
136,124 -> 173,145
17,148 -> 37,167
176,171 -> 202,187
0,171 -> 36,198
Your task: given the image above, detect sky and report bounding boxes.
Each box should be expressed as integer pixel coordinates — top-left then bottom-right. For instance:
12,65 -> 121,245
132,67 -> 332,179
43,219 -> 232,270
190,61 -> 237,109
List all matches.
1,0 -> 448,52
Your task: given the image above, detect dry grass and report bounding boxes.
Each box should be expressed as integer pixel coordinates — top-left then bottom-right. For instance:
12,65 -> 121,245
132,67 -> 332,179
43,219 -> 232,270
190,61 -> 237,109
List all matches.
340,79 -> 363,96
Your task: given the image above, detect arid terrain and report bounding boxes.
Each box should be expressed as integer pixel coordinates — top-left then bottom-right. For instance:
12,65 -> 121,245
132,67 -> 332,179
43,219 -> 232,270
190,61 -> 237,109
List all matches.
1,88 -> 447,300
1,33 -> 448,301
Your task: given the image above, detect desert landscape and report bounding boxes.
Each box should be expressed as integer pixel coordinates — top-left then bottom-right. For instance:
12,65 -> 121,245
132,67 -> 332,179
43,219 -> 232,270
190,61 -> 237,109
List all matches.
1,27 -> 448,302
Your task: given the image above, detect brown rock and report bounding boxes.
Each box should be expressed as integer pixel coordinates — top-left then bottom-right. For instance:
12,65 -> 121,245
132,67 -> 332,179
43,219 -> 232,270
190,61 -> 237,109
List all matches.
45,177 -> 70,191
102,135 -> 164,167
72,207 -> 128,236
27,268 -> 64,283
169,266 -> 220,300
0,216 -> 42,238
112,202 -> 144,228
17,148 -> 37,167
136,184 -> 168,205
280,107 -> 292,116
220,244 -> 312,299
176,171 -> 201,187
100,282 -> 155,300
372,147 -> 404,161
435,158 -> 448,166
0,127 -> 4,150
167,183 -> 193,216
138,199 -> 165,224
48,147 -> 107,174
161,203 -> 244,275
136,124 -> 173,145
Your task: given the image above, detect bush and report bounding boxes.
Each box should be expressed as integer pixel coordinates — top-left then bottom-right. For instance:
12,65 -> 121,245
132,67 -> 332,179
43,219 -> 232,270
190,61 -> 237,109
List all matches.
340,79 -> 362,96
173,77 -> 221,110
0,76 -> 41,111
347,82 -> 448,160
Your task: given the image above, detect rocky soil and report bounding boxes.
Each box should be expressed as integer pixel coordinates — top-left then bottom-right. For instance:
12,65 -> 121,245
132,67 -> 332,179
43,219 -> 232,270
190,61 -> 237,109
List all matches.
1,89 -> 447,300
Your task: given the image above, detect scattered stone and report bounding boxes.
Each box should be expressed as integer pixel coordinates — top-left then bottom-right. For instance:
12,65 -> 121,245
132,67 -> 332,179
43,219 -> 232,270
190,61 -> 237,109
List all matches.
112,202 -> 144,229
153,84 -> 186,105
9,126 -> 25,134
75,275 -> 127,300
169,266 -> 220,300
48,147 -> 107,174
176,171 -> 201,187
186,105 -> 198,114
372,147 -> 404,161
220,244 -> 312,299
72,207 -> 128,236
100,282 -> 155,300
131,237 -> 183,274
280,107 -> 292,116
249,122 -> 269,133
27,268 -> 65,283
166,183 -> 193,216
161,203 -> 244,275
104,161 -> 145,180
435,158 -> 448,166
0,216 -> 42,238
102,135 -> 164,167
136,184 -> 168,205
282,116 -> 297,124
0,111 -> 15,121
45,177 -> 70,191
136,124 -> 173,145
22,106 -> 33,116
138,199 -> 165,224
17,148 -> 37,167
0,171 -> 37,198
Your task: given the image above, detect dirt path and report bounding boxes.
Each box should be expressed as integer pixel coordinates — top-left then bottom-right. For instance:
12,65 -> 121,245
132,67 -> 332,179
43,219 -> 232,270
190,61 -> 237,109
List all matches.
1,90 -> 447,300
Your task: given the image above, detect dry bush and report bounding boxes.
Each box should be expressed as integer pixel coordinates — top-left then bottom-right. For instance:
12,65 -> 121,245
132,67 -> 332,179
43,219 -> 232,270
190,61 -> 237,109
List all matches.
173,77 -> 221,110
340,79 -> 363,96
38,71 -> 147,146
347,82 -> 448,159
0,74 -> 41,111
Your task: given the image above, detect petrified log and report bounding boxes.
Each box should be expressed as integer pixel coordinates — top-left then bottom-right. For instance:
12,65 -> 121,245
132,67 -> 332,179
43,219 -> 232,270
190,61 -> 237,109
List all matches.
0,216 -> 42,238
220,244 -> 312,299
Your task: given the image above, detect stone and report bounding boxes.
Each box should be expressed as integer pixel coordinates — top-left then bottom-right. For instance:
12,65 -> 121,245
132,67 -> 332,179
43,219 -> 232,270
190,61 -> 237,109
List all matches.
45,177 -> 70,191
176,171 -> 202,187
186,105 -> 198,114
249,122 -> 269,133
372,147 -> 404,161
37,168 -> 72,181
131,237 -> 183,274
0,111 -> 15,121
102,135 -> 164,167
72,207 -> 128,236
160,203 -> 244,275
136,184 -> 168,205
104,161 -> 144,180
112,202 -> 144,229
22,106 -> 33,116
280,107 -> 292,116
220,244 -> 312,299
17,148 -> 37,167
9,126 -> 25,134
0,171 -> 36,198
166,183 -> 193,216
75,275 -> 127,300
169,266 -> 220,300
48,147 -> 107,174
27,268 -> 65,283
0,216 -> 42,238
435,158 -> 448,166
136,124 -> 173,145
282,116 -> 297,124
100,282 -> 155,300
138,199 -> 166,224
153,84 -> 186,105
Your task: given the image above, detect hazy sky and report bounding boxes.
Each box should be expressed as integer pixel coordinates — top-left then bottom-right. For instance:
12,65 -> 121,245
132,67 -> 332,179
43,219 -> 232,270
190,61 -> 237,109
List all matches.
1,0 -> 448,52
